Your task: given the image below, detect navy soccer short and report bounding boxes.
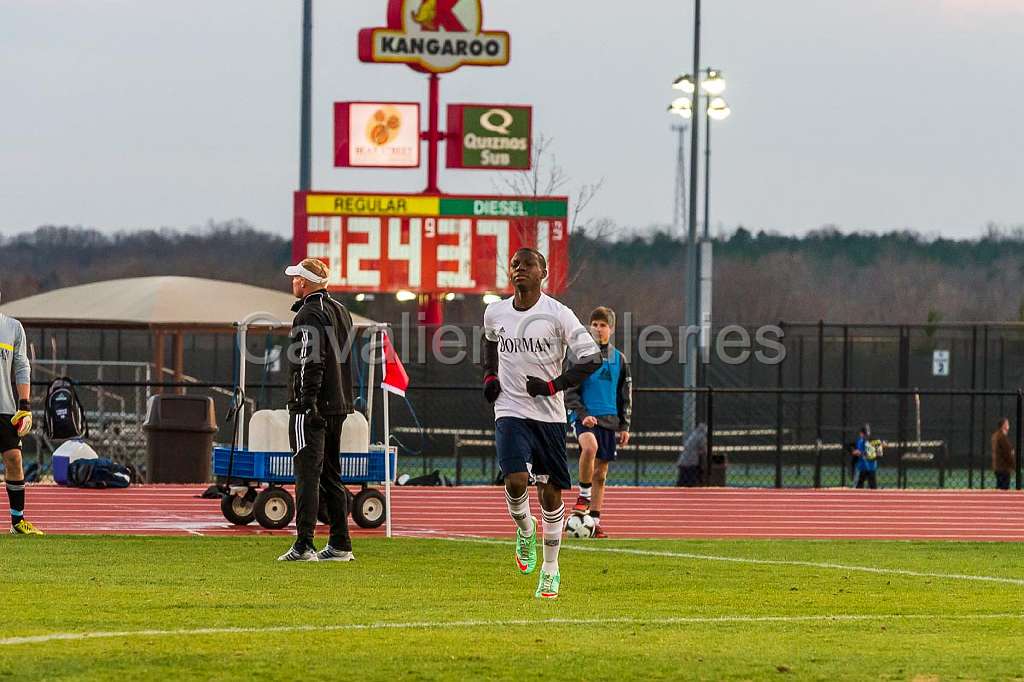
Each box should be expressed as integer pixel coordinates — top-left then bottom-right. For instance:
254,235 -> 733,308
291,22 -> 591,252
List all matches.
495,417 -> 571,490
0,415 -> 22,453
573,422 -> 618,462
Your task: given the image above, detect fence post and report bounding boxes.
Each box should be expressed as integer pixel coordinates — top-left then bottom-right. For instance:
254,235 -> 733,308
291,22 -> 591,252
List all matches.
706,387 -> 714,465
969,325 -> 977,488
813,438 -> 822,488
1016,390 -> 1023,491
939,443 -> 946,489
841,325 -> 849,487
981,325 -> 990,488
454,436 -> 463,485
775,388 -> 784,489
816,320 -> 824,445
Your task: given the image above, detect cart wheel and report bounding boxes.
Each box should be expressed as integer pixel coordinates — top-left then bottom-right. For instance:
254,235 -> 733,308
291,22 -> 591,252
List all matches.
352,489 -> 385,529
254,488 -> 295,530
220,491 -> 256,526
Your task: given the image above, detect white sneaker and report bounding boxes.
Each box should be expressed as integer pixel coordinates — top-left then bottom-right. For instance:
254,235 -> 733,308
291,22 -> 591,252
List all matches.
317,546 -> 355,562
277,544 -> 319,561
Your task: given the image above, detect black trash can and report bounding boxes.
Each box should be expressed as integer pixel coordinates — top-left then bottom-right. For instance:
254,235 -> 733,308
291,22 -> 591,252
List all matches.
706,453 -> 727,487
143,395 -> 217,483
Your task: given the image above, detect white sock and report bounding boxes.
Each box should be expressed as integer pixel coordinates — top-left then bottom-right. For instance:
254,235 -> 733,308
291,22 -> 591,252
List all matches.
505,488 -> 534,534
541,504 -> 564,574
579,483 -> 592,500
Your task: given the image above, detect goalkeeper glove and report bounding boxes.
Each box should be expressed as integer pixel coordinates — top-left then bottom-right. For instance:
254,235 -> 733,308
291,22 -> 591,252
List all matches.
11,400 -> 32,437
483,375 -> 501,404
525,375 -> 557,397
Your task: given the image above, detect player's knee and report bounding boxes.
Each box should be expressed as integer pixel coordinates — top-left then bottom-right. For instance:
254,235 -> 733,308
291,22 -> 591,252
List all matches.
2,449 -> 21,470
579,438 -> 598,458
593,467 -> 607,485
505,471 -> 530,496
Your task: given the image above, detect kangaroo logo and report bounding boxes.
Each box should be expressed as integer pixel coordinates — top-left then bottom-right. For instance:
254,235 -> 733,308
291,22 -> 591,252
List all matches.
410,0 -> 467,32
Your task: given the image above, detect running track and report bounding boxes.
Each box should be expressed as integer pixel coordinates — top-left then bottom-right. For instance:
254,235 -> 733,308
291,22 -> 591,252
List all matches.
21,486 -> 1024,541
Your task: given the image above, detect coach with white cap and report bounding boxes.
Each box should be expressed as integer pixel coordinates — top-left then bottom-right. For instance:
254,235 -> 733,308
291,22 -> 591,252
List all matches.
278,258 -> 357,562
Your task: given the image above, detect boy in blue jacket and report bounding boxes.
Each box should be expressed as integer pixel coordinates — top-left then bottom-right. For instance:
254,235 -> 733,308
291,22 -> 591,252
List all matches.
854,424 -> 880,489
565,307 -> 632,538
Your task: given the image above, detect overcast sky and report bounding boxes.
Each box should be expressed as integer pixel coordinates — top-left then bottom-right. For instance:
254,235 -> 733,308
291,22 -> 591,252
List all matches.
2,0 -> 1022,240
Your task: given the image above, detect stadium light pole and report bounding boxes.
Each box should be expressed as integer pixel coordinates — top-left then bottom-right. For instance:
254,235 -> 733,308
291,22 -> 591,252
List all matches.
684,0 -> 702,435
299,0 -> 313,191
671,68 -> 730,392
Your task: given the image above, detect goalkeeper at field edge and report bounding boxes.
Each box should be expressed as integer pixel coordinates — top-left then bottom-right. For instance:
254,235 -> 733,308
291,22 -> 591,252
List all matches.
0,294 -> 43,535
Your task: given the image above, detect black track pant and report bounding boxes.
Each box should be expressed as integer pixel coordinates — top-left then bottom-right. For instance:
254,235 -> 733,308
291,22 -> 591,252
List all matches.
290,413 -> 351,550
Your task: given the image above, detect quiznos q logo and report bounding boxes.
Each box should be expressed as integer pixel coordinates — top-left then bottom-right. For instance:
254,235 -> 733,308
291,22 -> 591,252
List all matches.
359,0 -> 510,74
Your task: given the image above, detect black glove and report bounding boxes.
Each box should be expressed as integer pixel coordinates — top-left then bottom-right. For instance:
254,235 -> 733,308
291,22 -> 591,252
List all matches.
483,375 -> 502,404
525,375 -> 557,397
303,407 -> 325,429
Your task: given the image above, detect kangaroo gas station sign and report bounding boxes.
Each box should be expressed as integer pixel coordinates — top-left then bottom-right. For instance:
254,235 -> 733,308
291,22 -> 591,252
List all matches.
297,0 -> 566,313
358,0 -> 509,73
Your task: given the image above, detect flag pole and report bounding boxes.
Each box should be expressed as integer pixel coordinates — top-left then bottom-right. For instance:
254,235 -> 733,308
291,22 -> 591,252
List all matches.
382,327 -> 392,538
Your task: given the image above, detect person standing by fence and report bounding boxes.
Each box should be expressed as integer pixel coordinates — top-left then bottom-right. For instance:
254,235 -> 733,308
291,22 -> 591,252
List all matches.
991,418 -> 1015,491
854,424 -> 879,489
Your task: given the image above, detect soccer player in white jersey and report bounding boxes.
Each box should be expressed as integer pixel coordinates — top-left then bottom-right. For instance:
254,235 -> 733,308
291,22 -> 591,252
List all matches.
482,248 -> 601,599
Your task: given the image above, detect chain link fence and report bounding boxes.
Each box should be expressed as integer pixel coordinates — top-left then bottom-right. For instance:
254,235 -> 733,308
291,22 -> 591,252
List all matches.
14,320 -> 1024,489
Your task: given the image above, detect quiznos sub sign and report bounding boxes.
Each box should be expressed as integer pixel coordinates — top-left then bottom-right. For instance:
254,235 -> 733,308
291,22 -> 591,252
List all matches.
359,0 -> 510,73
447,104 -> 531,170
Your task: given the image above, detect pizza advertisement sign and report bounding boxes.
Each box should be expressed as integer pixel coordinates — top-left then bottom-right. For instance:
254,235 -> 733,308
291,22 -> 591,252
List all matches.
334,102 -> 421,168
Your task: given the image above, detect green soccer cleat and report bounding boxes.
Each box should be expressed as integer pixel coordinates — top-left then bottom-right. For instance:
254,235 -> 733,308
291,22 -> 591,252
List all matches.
515,516 -> 538,575
10,519 -> 44,536
534,569 -> 560,599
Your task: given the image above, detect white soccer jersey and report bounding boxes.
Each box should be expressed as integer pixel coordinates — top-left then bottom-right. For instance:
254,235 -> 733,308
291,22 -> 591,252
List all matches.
483,294 -> 600,424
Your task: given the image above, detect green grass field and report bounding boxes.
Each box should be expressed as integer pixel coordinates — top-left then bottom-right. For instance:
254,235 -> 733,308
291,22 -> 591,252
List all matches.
2,535 -> 1022,680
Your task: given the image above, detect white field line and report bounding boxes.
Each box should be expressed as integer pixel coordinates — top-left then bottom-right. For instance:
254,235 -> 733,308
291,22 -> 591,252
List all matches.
2,613 -> 1021,647
427,535 -> 1024,587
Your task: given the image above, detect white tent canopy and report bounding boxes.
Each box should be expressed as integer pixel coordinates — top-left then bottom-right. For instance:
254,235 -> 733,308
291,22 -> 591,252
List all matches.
0,276 -> 374,328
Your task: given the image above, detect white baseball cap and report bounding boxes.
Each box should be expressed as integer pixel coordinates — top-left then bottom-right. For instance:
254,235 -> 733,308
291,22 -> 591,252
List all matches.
285,258 -> 329,284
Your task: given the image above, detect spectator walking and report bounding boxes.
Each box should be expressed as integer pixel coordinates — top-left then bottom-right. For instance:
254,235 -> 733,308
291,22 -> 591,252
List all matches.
991,417 -> 1015,491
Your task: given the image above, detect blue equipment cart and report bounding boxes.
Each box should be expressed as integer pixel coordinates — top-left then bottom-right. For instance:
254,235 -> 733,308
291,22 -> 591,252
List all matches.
212,445 -> 398,529
214,319 -> 400,533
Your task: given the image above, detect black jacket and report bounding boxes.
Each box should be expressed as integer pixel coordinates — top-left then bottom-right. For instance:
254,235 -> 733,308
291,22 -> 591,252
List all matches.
287,291 -> 356,416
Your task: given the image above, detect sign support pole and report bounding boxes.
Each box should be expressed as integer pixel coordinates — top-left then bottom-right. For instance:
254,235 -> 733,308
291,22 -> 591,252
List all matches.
423,73 -> 443,194
420,73 -> 445,325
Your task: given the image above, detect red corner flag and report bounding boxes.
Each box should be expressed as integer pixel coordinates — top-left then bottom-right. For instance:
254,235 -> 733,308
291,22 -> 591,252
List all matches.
380,332 -> 409,397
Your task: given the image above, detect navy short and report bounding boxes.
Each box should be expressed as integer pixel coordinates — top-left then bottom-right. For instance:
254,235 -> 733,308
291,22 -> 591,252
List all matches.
495,417 -> 571,490
0,415 -> 21,453
573,422 -> 618,462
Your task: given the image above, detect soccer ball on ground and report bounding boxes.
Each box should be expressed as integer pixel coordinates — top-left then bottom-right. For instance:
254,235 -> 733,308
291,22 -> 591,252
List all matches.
565,513 -> 596,539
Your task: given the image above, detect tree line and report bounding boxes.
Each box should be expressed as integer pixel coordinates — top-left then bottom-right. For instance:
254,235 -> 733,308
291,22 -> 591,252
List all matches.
3,221 -> 1023,324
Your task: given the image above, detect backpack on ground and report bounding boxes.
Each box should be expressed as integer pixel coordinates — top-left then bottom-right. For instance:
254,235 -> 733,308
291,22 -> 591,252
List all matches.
66,458 -> 132,489
44,377 -> 89,440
